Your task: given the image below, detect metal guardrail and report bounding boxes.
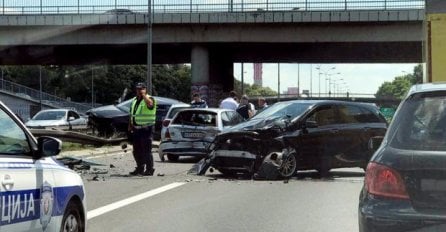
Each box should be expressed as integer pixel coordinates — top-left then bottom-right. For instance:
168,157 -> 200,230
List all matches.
0,79 -> 92,113
0,0 -> 424,15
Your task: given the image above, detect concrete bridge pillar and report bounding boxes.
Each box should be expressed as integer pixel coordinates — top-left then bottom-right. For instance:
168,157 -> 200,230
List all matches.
191,45 -> 234,107
426,0 -> 446,82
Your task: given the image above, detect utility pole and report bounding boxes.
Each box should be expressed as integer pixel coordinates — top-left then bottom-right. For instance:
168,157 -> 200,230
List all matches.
241,63 -> 244,95
147,0 -> 153,95
91,67 -> 94,108
277,63 -> 280,101
39,66 -> 42,110
297,63 -> 300,98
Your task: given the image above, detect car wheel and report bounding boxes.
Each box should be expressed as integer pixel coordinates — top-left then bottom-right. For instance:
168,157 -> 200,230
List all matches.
279,153 -> 297,178
60,201 -> 84,232
167,154 -> 179,162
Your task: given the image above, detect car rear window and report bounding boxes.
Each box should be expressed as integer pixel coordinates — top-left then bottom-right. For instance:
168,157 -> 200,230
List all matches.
172,111 -> 217,127
388,91 -> 446,151
168,107 -> 190,119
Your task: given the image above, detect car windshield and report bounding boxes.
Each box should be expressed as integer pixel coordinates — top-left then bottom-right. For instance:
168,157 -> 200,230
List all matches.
252,101 -> 312,121
172,111 -> 217,127
0,108 -> 30,154
388,91 -> 446,151
117,99 -> 133,113
33,111 -> 66,120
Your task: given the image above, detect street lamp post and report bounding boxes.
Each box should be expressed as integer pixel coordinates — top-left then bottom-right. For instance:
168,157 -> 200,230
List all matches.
39,66 -> 42,110
91,67 -> 94,108
277,63 -> 280,101
297,63 -> 300,97
241,63 -> 244,95
147,0 -> 153,95
316,65 -> 336,97
330,77 -> 343,97
326,73 -> 341,97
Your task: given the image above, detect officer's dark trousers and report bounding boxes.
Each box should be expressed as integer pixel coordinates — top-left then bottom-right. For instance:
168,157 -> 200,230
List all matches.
132,126 -> 153,172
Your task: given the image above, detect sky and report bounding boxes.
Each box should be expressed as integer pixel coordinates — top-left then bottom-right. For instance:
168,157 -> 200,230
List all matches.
233,63 -> 419,97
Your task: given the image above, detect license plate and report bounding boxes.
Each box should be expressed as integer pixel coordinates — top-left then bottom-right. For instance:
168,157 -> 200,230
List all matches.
182,132 -> 204,138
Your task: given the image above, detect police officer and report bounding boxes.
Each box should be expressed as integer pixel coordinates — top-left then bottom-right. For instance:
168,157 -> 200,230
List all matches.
128,82 -> 156,176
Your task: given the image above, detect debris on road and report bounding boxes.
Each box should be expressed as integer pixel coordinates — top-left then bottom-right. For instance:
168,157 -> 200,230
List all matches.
90,168 -> 108,175
57,156 -> 105,170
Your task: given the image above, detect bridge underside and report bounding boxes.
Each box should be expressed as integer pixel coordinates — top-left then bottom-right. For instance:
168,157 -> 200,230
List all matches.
0,41 -> 421,65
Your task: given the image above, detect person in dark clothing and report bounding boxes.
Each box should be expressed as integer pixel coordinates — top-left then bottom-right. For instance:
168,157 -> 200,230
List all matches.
128,82 -> 157,176
236,95 -> 253,120
191,93 -> 208,108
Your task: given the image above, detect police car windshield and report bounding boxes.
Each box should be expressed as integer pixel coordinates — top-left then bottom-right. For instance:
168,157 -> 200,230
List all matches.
0,109 -> 30,154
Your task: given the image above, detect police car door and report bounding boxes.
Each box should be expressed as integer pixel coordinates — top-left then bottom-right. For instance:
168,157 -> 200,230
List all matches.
0,106 -> 55,231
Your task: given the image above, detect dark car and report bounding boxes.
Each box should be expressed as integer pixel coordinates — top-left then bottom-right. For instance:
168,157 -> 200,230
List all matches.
195,100 -> 387,179
87,96 -> 184,138
359,83 -> 446,232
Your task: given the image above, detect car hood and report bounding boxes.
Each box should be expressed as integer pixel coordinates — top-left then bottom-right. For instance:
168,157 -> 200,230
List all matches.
26,119 -> 66,127
223,116 -> 288,133
88,105 -> 127,118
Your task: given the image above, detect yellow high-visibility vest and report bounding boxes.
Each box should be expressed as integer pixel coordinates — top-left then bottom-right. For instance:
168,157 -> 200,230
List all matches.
130,96 -> 157,125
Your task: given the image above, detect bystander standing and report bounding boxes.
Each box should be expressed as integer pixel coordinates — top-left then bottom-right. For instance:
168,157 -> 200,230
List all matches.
220,91 -> 239,110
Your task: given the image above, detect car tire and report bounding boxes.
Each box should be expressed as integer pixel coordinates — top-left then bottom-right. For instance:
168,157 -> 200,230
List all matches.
167,154 -> 179,162
60,201 -> 84,232
279,152 -> 297,178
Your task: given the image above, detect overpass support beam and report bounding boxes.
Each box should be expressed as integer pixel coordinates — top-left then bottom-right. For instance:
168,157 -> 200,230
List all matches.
191,45 -> 233,107
426,0 -> 446,82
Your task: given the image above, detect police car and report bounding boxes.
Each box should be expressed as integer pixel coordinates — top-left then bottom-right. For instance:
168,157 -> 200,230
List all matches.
0,101 -> 86,231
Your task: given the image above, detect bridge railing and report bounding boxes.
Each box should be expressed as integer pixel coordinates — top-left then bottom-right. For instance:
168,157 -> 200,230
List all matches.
0,79 -> 92,113
0,0 -> 424,15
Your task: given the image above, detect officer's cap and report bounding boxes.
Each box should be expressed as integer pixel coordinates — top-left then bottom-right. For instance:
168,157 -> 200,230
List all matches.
135,82 -> 147,89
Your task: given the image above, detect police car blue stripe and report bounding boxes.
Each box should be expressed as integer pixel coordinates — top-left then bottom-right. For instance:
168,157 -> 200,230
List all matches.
0,185 -> 84,226
53,186 -> 84,216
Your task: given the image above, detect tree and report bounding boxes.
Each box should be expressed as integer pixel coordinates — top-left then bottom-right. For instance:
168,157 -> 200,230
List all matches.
375,64 -> 423,99
2,64 -> 192,105
234,79 -> 277,97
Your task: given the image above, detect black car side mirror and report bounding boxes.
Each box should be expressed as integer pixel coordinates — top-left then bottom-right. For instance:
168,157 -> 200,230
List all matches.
368,136 -> 384,151
37,136 -> 62,157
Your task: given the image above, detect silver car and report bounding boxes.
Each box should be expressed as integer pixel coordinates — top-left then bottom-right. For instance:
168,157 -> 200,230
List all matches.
25,109 -> 88,130
159,108 -> 244,162
160,103 -> 191,142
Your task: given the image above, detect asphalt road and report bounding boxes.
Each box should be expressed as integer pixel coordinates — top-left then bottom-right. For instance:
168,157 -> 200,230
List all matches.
63,145 -> 365,232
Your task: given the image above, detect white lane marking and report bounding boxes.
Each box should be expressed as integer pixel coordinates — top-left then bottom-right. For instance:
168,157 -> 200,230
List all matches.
87,182 -> 186,220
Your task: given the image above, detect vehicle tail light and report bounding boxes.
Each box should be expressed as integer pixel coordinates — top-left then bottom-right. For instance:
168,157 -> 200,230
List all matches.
365,162 -> 409,199
162,120 -> 171,128
165,128 -> 171,140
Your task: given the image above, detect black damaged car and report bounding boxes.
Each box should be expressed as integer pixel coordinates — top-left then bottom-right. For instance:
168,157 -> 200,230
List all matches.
195,100 -> 387,179
87,96 -> 183,139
